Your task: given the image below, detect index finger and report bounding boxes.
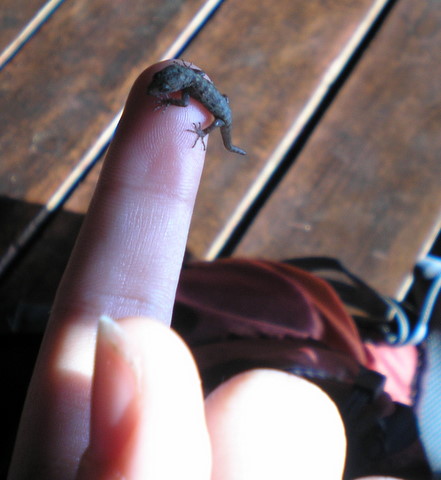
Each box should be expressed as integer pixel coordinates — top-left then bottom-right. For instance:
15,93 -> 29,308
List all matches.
55,60 -> 210,325
8,61 -> 211,480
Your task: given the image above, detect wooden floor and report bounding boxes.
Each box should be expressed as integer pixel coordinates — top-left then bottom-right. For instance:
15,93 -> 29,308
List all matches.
1,0 -> 441,330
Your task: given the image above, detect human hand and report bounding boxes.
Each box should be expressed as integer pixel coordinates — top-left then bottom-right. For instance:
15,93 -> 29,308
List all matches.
8,61 -> 347,480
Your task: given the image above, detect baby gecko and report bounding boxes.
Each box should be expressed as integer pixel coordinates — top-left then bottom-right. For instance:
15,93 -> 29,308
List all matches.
146,63 -> 246,155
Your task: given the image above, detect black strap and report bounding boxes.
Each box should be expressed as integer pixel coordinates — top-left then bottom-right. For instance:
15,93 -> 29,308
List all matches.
283,256 -> 418,345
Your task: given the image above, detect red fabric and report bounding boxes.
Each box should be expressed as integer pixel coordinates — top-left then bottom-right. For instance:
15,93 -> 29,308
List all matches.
175,258 -> 417,404
171,258 -> 431,479
365,343 -> 418,406
175,258 -> 367,364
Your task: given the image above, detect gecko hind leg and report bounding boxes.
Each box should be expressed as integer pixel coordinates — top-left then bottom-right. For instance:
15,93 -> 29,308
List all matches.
186,119 -> 224,150
186,123 -> 206,150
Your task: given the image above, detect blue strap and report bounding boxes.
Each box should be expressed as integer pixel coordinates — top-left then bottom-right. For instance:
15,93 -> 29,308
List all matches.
284,255 -> 441,345
408,255 -> 441,345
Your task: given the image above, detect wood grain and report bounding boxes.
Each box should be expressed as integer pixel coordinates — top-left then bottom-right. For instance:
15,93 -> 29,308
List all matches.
178,0 -> 384,257
1,0 -> 381,265
3,0 -> 438,323
0,0 -> 206,204
0,0 -> 47,53
236,0 -> 441,298
64,0 -> 385,257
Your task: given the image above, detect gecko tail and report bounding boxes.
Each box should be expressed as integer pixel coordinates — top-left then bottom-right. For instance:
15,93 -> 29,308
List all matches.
220,125 -> 247,155
228,145 -> 247,155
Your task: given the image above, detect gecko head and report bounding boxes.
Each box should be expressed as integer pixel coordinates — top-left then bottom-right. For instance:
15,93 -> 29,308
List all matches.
146,64 -> 188,96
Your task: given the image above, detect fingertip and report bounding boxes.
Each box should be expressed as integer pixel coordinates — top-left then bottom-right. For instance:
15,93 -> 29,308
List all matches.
205,369 -> 346,480
78,316 -> 211,479
99,60 -> 211,211
120,316 -> 212,478
111,60 -> 212,166
117,315 -> 201,369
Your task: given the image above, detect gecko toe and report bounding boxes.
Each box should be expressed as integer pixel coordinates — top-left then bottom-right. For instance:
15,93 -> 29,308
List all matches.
186,122 -> 207,150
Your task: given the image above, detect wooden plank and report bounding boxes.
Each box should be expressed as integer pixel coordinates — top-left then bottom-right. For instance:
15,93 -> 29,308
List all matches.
65,0 -> 390,254
0,0 -> 48,53
0,0 -> 394,314
235,0 -> 441,298
178,0 -> 391,257
0,0 -> 386,312
0,0 -> 210,259
0,0 -> 209,205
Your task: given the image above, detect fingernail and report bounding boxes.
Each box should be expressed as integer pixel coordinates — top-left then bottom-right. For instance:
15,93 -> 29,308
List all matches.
88,315 -> 140,463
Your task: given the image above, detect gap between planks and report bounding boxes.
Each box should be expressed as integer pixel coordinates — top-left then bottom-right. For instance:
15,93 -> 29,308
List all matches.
0,0 -> 66,71
0,0 -> 225,278
0,0 -> 397,276
204,0 -> 398,260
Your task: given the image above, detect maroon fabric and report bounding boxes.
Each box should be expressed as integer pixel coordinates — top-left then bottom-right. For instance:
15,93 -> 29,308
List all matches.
174,258 -> 367,362
172,258 -> 432,479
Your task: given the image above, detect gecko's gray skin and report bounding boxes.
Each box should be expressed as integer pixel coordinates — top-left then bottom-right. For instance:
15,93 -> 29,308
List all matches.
146,63 -> 246,155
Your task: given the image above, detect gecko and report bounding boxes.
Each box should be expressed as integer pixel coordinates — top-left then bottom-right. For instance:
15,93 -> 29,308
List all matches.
146,63 -> 246,155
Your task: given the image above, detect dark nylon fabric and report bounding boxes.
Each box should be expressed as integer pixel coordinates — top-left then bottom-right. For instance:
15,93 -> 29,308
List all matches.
172,258 -> 432,479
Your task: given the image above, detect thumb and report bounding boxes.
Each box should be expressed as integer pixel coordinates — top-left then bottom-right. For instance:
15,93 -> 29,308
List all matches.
76,316 -> 211,480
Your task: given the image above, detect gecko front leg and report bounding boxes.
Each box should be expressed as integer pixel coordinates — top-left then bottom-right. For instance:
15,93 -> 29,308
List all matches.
155,90 -> 191,112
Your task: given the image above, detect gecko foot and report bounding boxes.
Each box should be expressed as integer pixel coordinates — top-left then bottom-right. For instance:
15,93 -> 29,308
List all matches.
186,122 -> 207,150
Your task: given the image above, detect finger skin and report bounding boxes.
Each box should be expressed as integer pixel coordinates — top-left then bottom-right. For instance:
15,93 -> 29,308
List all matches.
76,317 -> 211,480
205,369 -> 347,480
54,60 -> 210,325
8,61 -> 210,480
